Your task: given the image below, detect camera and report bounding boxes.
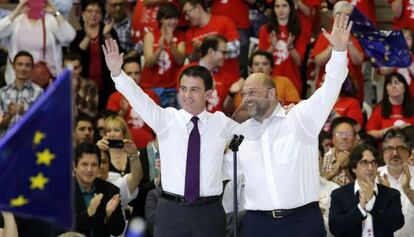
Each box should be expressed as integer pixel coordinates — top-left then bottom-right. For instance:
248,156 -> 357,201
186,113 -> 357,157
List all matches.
108,139 -> 124,149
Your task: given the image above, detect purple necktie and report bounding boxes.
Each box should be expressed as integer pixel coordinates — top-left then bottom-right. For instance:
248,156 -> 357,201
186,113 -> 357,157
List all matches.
184,116 -> 200,203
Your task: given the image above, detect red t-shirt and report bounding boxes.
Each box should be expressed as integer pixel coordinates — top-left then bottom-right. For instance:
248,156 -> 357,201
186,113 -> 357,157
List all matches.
141,29 -> 184,89
106,90 -> 160,148
185,15 -> 240,86
334,96 -> 364,127
211,0 -> 250,29
311,33 -> 365,101
258,24 -> 308,93
388,0 -> 414,32
297,0 -> 321,50
131,0 -> 186,45
348,0 -> 377,25
366,104 -> 414,131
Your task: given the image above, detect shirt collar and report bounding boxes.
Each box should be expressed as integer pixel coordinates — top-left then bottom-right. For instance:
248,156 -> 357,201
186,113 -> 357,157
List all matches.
180,109 -> 209,126
354,180 -> 378,195
78,182 -> 95,194
12,80 -> 33,90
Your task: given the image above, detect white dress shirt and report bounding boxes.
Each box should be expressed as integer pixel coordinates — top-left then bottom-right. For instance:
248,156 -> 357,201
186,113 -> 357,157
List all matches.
355,181 -> 378,237
107,172 -> 139,209
378,165 -> 414,237
231,50 -> 348,210
319,177 -> 339,237
112,71 -> 235,196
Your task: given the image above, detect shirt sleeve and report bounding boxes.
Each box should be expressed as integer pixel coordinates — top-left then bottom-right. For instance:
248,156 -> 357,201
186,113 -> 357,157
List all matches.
293,50 -> 348,136
111,70 -> 174,133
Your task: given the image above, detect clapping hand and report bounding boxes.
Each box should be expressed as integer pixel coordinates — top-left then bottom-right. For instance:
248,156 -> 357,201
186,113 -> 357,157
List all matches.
322,12 -> 353,51
106,194 -> 120,219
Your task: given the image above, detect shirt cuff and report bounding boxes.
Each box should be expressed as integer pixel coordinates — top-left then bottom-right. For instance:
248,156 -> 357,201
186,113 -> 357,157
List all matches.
330,50 -> 347,62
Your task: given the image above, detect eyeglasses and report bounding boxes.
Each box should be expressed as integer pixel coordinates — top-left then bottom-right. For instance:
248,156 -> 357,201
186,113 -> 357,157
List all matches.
333,131 -> 354,137
216,49 -> 228,54
183,6 -> 196,17
240,88 -> 271,98
383,145 -> 408,153
358,159 -> 378,167
109,3 -> 125,8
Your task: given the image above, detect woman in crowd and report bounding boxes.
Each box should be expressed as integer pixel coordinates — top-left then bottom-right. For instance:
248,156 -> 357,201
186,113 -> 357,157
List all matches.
258,0 -> 308,94
141,3 -> 185,108
367,72 -> 414,139
0,0 -> 75,84
70,0 -> 119,109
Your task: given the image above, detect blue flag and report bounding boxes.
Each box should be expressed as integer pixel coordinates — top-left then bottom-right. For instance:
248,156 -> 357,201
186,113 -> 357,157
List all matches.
350,8 -> 412,68
0,69 -> 73,229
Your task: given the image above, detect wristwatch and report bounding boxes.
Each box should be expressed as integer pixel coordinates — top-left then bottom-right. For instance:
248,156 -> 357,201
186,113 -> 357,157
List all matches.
54,11 -> 61,17
128,151 -> 140,161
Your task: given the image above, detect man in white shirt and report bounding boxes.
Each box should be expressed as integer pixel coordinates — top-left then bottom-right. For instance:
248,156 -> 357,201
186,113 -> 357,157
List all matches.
102,39 -> 234,236
329,144 -> 404,237
377,128 -> 414,237
233,13 -> 353,236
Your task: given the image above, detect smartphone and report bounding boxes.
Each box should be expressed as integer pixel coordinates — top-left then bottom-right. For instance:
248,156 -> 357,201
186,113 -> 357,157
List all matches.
108,139 -> 124,149
27,0 -> 46,20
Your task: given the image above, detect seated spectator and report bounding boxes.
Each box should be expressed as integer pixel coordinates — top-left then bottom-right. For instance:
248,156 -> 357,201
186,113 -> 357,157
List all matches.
0,51 -> 43,137
74,113 -> 95,145
329,143 -> 405,237
377,128 -> 414,236
366,72 -> 414,139
106,58 -> 159,148
321,117 -> 358,186
141,3 -> 185,108
73,141 -> 125,237
70,0 -> 120,109
0,0 -> 75,84
258,0 -> 309,94
319,130 -> 332,156
63,52 -> 98,118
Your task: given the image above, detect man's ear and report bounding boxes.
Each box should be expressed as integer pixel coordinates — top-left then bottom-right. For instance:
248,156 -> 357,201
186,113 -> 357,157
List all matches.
269,88 -> 277,99
205,89 -> 213,99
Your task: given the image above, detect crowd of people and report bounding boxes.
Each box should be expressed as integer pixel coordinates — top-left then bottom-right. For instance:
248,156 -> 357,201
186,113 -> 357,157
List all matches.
0,0 -> 414,236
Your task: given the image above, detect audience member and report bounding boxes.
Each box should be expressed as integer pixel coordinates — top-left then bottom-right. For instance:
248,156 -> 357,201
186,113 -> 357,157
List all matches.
329,143 -> 404,237
73,141 -> 125,237
377,128 -> 414,236
0,0 -> 75,84
74,113 -> 95,145
0,51 -> 43,137
366,72 -> 414,139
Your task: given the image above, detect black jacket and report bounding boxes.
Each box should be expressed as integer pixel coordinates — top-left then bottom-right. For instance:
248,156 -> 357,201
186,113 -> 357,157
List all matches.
329,182 -> 404,237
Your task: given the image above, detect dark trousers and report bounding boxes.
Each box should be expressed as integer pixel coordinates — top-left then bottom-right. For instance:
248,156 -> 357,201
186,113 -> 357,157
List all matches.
242,206 -> 326,237
154,197 -> 226,237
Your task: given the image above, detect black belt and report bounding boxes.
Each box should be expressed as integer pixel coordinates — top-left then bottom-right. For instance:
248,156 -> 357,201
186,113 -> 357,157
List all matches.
249,201 -> 319,219
161,192 -> 221,205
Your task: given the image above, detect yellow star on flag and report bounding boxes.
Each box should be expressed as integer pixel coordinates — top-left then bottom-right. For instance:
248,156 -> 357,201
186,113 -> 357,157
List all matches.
33,131 -> 46,145
10,195 -> 29,207
384,55 -> 389,61
30,173 -> 49,190
36,149 -> 55,166
370,57 -> 376,63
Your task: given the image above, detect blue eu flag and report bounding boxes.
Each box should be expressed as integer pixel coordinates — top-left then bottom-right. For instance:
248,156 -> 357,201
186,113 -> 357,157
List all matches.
0,69 -> 73,229
350,8 -> 412,68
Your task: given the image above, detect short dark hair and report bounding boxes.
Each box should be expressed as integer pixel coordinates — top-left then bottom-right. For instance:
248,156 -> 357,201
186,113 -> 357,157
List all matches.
122,57 -> 141,70
179,65 -> 213,91
330,116 -> 357,137
348,143 -> 379,179
182,0 -> 207,11
74,113 -> 94,129
156,3 -> 180,25
63,52 -> 82,63
383,128 -> 412,151
74,141 -> 101,166
249,50 -> 274,69
13,51 -> 34,66
200,35 -> 227,57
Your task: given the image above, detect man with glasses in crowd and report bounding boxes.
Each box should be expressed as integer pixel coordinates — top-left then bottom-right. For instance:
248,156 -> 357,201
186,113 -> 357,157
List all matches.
321,117 -> 358,186
378,128 -> 414,237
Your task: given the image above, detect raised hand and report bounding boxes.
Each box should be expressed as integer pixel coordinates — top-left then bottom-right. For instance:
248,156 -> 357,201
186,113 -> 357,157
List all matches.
102,39 -> 124,77
105,194 -> 120,218
322,12 -> 353,51
96,137 -> 109,151
123,139 -> 138,155
401,165 -> 412,191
